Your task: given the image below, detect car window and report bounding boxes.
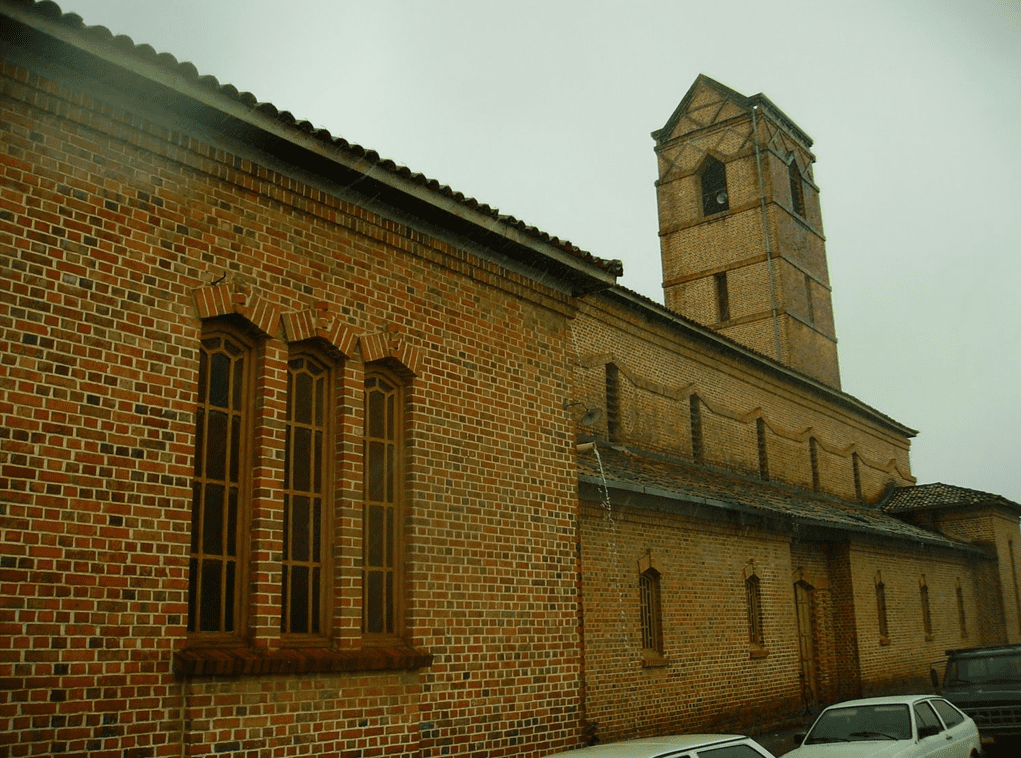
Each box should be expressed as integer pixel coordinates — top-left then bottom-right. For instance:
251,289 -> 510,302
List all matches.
930,698 -> 965,728
914,702 -> 942,735
805,704 -> 911,743
697,743 -> 767,758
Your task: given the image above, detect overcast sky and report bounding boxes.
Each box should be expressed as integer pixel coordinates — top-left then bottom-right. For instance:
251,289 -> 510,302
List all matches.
57,0 -> 1021,503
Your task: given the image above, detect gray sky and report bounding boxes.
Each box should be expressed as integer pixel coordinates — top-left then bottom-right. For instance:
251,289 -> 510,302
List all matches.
58,0 -> 1021,503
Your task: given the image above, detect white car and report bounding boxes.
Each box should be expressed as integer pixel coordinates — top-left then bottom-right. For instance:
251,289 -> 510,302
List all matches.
544,734 -> 777,758
786,694 -> 981,758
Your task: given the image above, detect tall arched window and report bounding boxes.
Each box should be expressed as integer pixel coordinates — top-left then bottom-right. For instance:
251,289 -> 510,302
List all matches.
639,568 -> 663,656
281,348 -> 333,637
700,156 -> 729,216
188,323 -> 254,639
363,370 -> 403,637
875,572 -> 889,641
746,574 -> 764,648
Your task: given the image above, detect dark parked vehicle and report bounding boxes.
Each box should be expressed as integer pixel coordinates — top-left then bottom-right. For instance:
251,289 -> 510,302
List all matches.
932,644 -> 1021,748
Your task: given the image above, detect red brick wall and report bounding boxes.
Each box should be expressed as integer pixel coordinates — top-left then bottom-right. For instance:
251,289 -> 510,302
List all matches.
0,56 -> 584,757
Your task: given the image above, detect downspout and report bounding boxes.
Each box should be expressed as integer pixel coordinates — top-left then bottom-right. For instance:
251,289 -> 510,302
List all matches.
752,105 -> 783,363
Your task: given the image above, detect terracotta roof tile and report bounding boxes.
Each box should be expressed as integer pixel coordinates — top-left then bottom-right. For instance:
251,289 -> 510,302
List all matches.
13,0 -> 622,277
881,482 -> 1021,514
580,445 -> 980,552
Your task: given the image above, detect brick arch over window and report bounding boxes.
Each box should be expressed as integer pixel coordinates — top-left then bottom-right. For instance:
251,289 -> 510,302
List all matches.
281,307 -> 359,358
193,281 -> 282,338
360,332 -> 423,378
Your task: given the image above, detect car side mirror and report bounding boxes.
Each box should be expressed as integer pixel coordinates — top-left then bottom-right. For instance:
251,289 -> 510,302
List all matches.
918,725 -> 941,739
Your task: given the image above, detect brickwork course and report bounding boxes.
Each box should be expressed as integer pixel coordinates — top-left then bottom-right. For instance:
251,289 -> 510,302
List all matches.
2,4 -> 1020,757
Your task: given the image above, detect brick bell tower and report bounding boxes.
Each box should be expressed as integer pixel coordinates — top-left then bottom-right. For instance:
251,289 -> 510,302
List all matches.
652,75 -> 840,388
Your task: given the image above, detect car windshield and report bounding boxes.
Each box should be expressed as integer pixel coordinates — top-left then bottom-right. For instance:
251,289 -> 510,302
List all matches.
947,653 -> 1021,685
805,704 -> 911,744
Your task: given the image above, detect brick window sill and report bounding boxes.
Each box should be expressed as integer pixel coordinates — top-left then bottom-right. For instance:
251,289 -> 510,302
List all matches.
879,636 -> 891,647
173,644 -> 433,677
641,649 -> 669,668
749,646 -> 769,660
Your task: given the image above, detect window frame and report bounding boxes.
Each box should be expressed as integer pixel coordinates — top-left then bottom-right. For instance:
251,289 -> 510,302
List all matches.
280,345 -> 336,643
746,574 -> 764,649
187,321 -> 256,645
362,366 -> 406,640
639,567 -> 664,658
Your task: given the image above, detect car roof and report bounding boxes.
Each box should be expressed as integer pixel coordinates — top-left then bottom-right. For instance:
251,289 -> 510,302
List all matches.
544,734 -> 755,758
821,694 -> 941,709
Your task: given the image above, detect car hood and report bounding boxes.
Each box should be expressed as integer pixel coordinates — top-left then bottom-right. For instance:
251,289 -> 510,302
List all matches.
943,683 -> 1021,703
786,740 -> 915,758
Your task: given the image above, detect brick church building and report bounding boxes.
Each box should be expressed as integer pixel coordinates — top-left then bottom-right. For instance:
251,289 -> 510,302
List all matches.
2,2 -> 1019,756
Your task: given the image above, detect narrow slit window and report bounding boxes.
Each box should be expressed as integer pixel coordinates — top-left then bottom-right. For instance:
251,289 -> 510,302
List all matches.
639,568 -> 663,655
690,394 -> 704,464
956,583 -> 967,639
715,272 -> 730,322
852,453 -> 863,502
605,363 -> 621,443
809,437 -> 820,492
746,575 -> 764,647
876,576 -> 889,640
788,159 -> 805,216
920,578 -> 933,639
756,417 -> 769,481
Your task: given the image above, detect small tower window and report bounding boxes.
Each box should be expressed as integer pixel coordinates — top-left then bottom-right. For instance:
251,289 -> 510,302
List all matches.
690,394 -> 704,464
700,156 -> 729,216
756,417 -> 769,481
605,363 -> 621,443
714,272 -> 730,322
788,159 -> 805,216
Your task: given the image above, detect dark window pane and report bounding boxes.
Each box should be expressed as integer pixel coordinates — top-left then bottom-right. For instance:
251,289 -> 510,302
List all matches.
312,500 -> 321,561
231,351 -> 244,411
227,487 -> 238,557
209,352 -> 230,408
199,559 -> 222,632
224,560 -> 235,633
314,374 -> 324,426
202,484 -> 224,555
205,411 -> 228,481
385,508 -> 393,568
369,391 -> 385,439
385,572 -> 394,633
368,441 -> 385,502
229,414 -> 241,483
292,496 -> 310,561
311,568 -> 321,635
366,572 -> 383,634
283,427 -> 291,489
386,395 -> 394,440
386,444 -> 394,503
290,566 -> 310,634
367,505 -> 384,567
314,430 -> 322,493
295,371 -> 312,425
293,428 -> 311,492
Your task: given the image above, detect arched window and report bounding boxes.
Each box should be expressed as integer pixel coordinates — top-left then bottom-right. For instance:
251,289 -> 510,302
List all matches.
281,348 -> 333,637
746,574 -> 764,647
363,369 -> 404,637
639,568 -> 663,655
700,156 -> 729,216
188,322 -> 255,639
920,576 -> 933,639
690,394 -> 704,464
875,572 -> 889,641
